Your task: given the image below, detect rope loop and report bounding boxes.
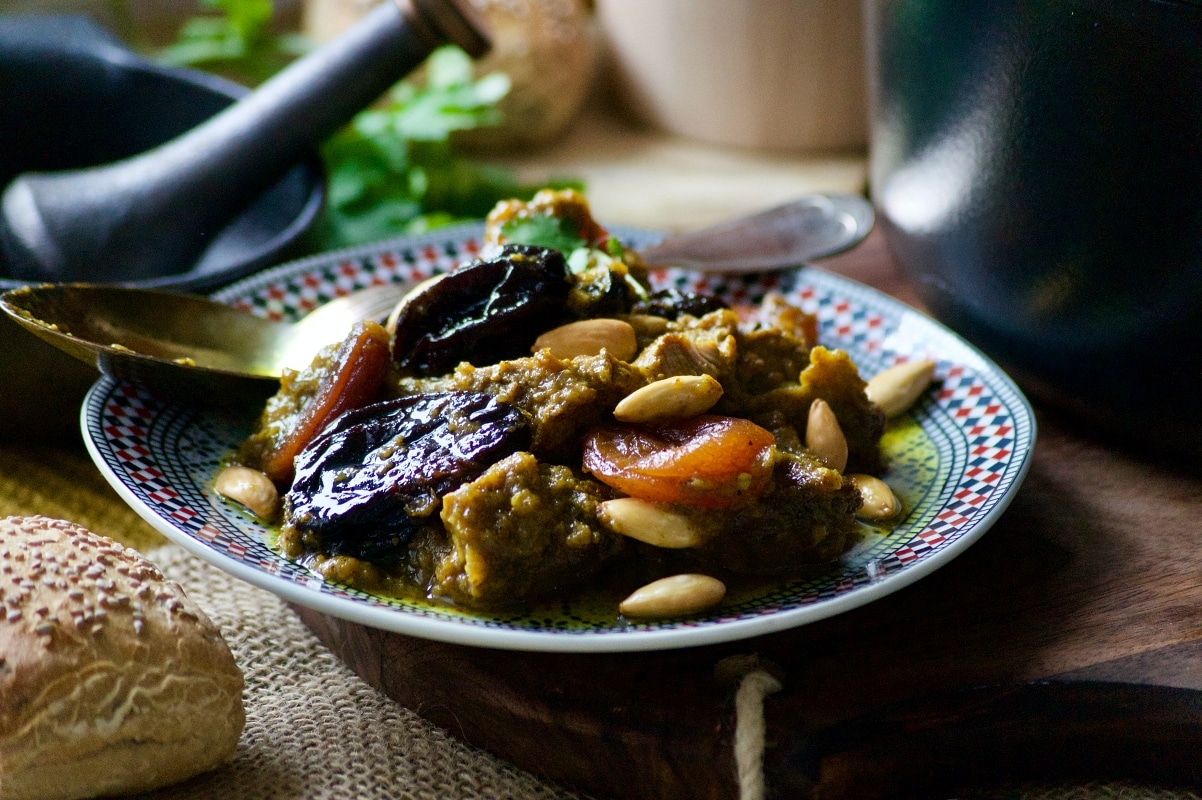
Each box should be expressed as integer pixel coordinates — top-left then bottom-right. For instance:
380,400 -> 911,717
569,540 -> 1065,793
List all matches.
716,654 -> 783,800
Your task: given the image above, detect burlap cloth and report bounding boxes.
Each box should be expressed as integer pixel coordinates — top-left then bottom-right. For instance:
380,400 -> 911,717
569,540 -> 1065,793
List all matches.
2,443 -> 1198,800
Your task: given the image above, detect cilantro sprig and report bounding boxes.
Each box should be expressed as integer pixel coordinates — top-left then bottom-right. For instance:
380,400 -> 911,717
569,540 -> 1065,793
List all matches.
315,47 -> 580,248
498,215 -> 588,256
159,0 -> 310,85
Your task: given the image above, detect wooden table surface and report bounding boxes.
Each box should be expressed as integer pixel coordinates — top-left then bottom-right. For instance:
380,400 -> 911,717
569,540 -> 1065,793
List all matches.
297,224 -> 1202,800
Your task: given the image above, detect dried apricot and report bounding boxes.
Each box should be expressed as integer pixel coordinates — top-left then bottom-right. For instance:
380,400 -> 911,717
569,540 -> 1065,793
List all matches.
582,415 -> 775,508
257,320 -> 391,487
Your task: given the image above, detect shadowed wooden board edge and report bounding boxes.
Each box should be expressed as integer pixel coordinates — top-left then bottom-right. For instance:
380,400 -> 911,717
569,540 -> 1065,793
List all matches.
766,679 -> 1202,798
295,606 -> 1202,800
293,605 -> 742,799
293,229 -> 1202,799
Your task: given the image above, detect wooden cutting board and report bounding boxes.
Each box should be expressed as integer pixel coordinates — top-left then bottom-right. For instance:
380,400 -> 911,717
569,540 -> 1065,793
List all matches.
295,229 -> 1202,799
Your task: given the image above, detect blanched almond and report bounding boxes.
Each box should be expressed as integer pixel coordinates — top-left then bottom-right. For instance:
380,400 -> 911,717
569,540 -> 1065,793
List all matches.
866,359 -> 937,418
613,374 -> 724,423
619,574 -> 726,618
532,319 -> 638,361
597,498 -> 705,548
845,473 -> 902,522
806,399 -> 848,472
215,466 -> 280,520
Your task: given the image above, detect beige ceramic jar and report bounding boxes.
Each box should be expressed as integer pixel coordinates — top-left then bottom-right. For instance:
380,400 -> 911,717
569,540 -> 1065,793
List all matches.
595,0 -> 866,153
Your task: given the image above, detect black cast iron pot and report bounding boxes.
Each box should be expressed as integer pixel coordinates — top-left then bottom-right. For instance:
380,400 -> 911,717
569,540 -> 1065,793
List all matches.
867,0 -> 1202,461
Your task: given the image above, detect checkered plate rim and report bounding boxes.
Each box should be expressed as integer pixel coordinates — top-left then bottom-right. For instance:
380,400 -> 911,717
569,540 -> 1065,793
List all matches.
82,224 -> 1036,652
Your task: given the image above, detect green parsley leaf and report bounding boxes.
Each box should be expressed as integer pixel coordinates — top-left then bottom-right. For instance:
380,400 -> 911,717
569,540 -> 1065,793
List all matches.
498,215 -> 587,255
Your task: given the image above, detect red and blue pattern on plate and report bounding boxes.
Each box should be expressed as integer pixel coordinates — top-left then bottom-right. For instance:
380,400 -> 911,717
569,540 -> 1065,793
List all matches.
82,224 -> 1035,652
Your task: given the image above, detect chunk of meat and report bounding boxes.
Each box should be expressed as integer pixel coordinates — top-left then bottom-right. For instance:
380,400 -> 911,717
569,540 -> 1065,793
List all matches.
723,346 -> 886,474
688,452 -> 864,574
442,349 -> 647,458
435,451 -> 624,606
640,452 -> 864,577
632,310 -> 739,381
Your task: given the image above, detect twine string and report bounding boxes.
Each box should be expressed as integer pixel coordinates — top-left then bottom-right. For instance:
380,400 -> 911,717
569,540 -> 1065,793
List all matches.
717,655 -> 783,800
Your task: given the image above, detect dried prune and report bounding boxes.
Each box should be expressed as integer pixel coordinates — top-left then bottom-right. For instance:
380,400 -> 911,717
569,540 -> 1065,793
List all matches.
284,391 -> 531,565
632,288 -> 729,320
392,244 -> 570,376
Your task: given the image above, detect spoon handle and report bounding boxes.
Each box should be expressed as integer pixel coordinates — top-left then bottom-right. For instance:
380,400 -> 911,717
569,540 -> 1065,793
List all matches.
636,193 -> 874,273
1,0 -> 488,284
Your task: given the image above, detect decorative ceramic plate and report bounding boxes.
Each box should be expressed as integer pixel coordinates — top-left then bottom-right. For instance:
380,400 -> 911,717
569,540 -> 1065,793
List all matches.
83,223 -> 1036,652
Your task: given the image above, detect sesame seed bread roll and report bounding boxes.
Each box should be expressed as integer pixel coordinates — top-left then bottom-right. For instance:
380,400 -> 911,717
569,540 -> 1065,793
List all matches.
0,516 -> 244,800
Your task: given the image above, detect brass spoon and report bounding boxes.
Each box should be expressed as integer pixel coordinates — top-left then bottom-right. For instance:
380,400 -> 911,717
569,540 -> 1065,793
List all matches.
0,193 -> 872,401
0,281 -> 409,405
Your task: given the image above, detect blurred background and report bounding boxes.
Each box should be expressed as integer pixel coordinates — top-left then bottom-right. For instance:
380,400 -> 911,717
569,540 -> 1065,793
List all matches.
0,0 -> 869,243
0,0 -> 869,441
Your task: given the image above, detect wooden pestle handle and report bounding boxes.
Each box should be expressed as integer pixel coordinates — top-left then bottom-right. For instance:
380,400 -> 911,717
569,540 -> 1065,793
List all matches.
0,0 -> 489,284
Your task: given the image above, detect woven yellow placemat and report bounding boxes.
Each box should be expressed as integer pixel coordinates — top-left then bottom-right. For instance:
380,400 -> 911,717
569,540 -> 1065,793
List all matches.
2,444 -> 1198,800
0,444 -> 165,554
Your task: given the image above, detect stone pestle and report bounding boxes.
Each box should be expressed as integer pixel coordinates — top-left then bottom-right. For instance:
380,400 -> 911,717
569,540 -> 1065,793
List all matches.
0,0 -> 488,284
